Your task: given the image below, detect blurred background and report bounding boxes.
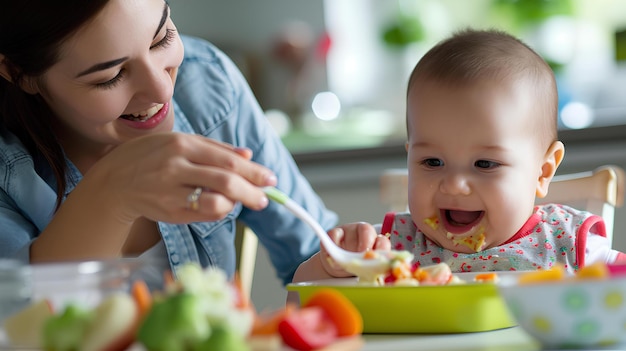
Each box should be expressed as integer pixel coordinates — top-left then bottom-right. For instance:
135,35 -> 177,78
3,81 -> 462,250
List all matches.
170,0 -> 626,151
169,0 -> 626,309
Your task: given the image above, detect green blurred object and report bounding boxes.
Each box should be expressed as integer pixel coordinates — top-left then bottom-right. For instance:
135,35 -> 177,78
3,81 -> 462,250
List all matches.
137,293 -> 211,351
43,304 -> 94,351
615,29 -> 626,62
382,15 -> 424,48
193,326 -> 250,351
492,0 -> 574,28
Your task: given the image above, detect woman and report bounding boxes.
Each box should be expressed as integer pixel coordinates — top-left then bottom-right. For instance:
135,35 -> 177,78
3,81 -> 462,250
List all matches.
0,0 -> 341,288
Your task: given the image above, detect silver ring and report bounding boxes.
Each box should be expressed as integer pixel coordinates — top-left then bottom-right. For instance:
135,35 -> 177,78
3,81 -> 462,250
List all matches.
187,187 -> 203,211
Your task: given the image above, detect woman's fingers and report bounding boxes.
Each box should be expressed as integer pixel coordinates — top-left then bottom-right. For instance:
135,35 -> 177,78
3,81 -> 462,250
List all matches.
91,132 -> 281,224
181,163 -> 270,211
184,135 -> 277,187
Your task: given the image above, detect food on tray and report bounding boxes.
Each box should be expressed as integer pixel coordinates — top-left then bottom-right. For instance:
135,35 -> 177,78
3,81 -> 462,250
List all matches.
473,272 -> 499,283
384,261 -> 460,286
517,261 -> 626,285
345,248 -> 501,286
3,263 -> 363,351
368,257 -> 497,287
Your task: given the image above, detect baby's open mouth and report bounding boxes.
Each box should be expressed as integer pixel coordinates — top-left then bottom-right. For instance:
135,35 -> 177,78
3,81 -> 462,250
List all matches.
442,209 -> 484,235
119,103 -> 164,122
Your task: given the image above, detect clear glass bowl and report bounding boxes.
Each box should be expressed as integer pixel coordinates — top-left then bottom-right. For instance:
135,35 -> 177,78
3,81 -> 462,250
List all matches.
30,258 -> 146,310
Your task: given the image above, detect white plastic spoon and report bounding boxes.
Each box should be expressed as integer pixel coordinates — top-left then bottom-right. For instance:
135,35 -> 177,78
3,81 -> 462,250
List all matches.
263,186 -> 414,282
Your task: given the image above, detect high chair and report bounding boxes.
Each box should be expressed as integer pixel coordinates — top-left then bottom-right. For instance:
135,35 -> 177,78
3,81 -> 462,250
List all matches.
234,224 -> 258,300
380,165 -> 625,246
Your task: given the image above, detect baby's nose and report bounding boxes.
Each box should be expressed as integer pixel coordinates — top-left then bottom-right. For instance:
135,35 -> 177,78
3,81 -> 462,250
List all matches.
439,173 -> 471,195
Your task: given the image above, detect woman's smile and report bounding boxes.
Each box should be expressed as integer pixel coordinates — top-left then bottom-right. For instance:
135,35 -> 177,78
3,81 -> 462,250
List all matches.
118,102 -> 170,130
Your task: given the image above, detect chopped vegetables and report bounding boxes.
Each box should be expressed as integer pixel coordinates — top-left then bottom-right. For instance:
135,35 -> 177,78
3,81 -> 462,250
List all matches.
137,264 -> 254,351
131,279 -> 153,320
278,307 -> 338,351
517,262 -> 626,285
474,272 -> 499,283
2,299 -> 53,348
4,263 -> 365,351
303,288 -> 363,337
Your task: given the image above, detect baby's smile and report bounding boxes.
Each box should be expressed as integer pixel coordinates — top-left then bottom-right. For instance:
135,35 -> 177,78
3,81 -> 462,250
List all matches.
441,209 -> 484,235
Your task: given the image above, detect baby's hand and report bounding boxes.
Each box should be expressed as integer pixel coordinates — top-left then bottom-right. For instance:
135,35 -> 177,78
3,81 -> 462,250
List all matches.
321,222 -> 391,277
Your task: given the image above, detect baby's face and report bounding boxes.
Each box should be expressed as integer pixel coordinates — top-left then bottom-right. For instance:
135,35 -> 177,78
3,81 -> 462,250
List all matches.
405,78 -> 549,253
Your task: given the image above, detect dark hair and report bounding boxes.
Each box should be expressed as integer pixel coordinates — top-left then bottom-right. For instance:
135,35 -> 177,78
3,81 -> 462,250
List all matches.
0,0 -> 109,210
407,28 -> 558,147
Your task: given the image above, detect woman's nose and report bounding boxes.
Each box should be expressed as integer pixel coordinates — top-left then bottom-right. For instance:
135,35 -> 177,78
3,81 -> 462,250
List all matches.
439,172 -> 471,196
134,60 -> 175,103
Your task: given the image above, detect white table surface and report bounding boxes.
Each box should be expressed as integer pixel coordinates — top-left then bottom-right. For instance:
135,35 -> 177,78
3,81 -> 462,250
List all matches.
360,327 -> 539,351
361,327 -> 626,351
6,326 -> 625,351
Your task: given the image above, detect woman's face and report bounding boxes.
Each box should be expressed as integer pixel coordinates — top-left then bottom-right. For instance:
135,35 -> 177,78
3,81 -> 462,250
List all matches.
38,0 -> 184,157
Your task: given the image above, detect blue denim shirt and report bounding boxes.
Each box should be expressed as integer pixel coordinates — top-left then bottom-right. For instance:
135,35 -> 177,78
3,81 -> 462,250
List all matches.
0,35 -> 338,285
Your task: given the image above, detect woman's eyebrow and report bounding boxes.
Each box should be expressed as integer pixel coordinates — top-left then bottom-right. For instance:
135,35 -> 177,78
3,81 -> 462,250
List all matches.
76,57 -> 128,78
154,3 -> 169,39
75,4 -> 169,78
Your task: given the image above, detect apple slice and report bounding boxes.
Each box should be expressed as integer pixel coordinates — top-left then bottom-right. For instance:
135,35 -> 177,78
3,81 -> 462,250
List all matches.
3,299 -> 54,348
79,293 -> 138,351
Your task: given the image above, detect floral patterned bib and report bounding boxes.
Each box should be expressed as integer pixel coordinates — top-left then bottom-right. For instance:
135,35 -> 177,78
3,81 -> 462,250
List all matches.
383,204 -> 605,273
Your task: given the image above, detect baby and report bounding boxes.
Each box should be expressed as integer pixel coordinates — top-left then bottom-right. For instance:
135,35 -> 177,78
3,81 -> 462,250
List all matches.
336,28 -> 626,275
393,28 -> 626,273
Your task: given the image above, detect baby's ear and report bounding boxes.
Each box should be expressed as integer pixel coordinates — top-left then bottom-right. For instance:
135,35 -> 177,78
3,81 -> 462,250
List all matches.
536,141 -> 565,198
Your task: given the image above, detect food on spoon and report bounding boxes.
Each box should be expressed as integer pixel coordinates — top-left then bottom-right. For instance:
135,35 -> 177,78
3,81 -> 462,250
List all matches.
344,249 -> 415,284
3,299 -> 54,348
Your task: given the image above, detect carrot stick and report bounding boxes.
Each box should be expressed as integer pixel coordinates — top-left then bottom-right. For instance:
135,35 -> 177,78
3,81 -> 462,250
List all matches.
131,280 -> 153,319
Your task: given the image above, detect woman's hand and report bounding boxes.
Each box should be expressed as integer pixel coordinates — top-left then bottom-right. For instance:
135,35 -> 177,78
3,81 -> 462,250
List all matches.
85,132 -> 277,224
320,222 -> 391,278
33,132 -> 275,262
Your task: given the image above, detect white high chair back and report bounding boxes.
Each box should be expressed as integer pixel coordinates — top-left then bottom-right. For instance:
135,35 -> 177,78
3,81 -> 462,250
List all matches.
380,165 -> 625,246
234,224 -> 258,300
